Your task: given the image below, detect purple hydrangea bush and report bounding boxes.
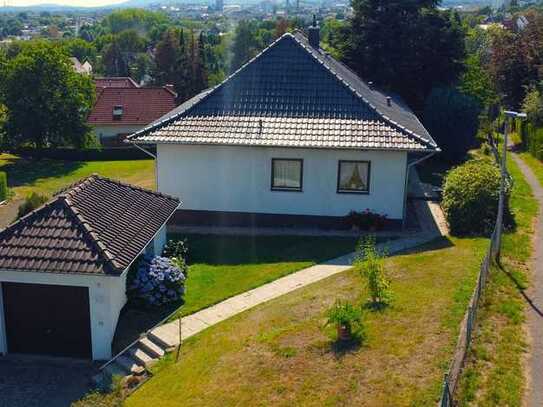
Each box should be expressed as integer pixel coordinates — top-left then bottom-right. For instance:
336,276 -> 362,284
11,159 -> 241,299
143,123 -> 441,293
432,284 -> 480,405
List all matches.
130,255 -> 186,306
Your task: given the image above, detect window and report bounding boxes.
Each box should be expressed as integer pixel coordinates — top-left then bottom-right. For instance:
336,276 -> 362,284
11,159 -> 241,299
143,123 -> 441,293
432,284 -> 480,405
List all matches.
337,160 -> 370,193
271,159 -> 303,191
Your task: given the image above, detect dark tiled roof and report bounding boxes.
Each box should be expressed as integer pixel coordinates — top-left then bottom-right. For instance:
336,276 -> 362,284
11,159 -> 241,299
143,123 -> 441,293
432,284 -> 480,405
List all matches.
129,32 -> 437,152
95,77 -> 139,89
0,176 -> 180,276
88,87 -> 177,126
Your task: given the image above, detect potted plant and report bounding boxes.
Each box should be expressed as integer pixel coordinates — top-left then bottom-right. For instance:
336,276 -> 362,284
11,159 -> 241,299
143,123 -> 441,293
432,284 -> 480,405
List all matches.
325,300 -> 363,341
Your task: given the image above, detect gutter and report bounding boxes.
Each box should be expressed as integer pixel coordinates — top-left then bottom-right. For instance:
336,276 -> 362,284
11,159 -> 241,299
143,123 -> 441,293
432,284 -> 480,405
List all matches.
402,150 -> 439,230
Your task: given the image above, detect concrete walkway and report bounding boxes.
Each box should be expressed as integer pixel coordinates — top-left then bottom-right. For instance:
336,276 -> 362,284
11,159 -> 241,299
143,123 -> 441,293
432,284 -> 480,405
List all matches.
150,230 -> 441,347
511,153 -> 543,407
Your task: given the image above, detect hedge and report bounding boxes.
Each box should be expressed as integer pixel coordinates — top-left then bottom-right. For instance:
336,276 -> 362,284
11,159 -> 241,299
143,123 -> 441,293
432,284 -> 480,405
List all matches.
0,172 -> 7,202
11,147 -> 156,162
519,120 -> 543,161
442,159 -> 505,236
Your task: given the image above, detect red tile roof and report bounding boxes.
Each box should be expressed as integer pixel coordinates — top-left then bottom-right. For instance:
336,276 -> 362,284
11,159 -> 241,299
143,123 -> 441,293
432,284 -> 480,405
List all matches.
95,77 -> 139,89
88,87 -> 177,126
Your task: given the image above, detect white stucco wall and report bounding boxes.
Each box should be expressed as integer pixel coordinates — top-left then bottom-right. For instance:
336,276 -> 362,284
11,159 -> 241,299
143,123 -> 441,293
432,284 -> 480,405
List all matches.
92,124 -> 145,144
0,270 -> 127,361
157,144 -> 408,219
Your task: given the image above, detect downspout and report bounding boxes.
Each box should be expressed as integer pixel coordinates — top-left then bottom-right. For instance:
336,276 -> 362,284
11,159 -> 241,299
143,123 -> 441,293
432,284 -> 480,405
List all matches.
131,142 -> 158,191
402,150 -> 439,230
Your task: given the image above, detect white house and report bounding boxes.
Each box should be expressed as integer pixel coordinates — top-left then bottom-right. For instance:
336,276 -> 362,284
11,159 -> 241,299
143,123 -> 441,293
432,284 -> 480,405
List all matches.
129,25 -> 439,229
0,175 -> 179,360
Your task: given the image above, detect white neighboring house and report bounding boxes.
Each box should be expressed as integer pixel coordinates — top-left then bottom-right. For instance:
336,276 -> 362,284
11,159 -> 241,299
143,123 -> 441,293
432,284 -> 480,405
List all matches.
129,26 -> 439,229
70,57 -> 93,75
0,175 -> 179,360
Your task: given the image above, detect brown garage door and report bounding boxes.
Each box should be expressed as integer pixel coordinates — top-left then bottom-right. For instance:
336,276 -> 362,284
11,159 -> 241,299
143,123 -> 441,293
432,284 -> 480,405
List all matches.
2,283 -> 92,359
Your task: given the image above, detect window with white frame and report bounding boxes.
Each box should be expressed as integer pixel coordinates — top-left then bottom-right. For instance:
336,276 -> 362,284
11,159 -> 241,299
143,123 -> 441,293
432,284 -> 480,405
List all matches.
271,159 -> 303,191
337,160 -> 370,193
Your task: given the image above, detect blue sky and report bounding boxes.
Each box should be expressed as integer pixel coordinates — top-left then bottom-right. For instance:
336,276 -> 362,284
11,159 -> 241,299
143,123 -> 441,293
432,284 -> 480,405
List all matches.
6,0 -> 125,6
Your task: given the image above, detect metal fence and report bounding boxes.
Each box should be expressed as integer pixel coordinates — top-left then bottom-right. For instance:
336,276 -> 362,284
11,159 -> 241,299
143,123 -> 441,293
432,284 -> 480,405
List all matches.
438,228 -> 499,406
438,140 -> 509,406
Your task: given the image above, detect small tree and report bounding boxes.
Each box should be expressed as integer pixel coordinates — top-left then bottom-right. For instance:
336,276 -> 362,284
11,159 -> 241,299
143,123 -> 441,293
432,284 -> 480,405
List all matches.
355,236 -> 392,308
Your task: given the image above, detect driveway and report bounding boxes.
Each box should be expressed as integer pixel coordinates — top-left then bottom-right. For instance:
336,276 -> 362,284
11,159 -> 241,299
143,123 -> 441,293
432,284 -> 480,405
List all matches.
0,356 -> 97,407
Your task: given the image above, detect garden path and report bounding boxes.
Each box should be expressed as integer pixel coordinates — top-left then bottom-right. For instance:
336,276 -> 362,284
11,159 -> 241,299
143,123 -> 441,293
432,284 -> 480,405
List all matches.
512,153 -> 543,407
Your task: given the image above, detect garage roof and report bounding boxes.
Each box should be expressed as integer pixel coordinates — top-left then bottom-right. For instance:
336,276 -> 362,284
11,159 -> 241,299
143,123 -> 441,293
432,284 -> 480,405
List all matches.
0,176 -> 180,275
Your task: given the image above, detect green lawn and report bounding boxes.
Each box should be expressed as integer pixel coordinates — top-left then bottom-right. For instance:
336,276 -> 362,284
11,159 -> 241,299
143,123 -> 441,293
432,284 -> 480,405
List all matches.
456,155 -> 538,406
123,236 -> 486,407
179,234 -> 362,317
0,153 -> 155,199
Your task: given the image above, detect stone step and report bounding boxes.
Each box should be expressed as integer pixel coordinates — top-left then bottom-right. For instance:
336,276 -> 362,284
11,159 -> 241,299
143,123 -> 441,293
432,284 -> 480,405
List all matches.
139,337 -> 165,358
115,355 -> 145,376
149,322 -> 180,350
129,346 -> 157,368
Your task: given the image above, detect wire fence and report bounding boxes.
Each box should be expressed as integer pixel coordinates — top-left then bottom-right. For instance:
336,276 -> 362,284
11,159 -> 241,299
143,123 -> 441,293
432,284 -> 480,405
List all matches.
438,139 -> 509,406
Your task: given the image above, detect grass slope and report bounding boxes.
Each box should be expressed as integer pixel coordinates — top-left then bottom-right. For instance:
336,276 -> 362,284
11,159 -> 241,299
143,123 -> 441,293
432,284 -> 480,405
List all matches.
125,237 -> 487,407
456,156 -> 538,406
0,153 -> 154,198
180,234 -> 361,317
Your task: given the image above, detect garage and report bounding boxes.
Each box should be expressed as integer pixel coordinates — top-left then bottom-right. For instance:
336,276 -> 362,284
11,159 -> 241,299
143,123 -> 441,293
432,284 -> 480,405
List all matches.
2,283 -> 92,359
0,175 -> 180,360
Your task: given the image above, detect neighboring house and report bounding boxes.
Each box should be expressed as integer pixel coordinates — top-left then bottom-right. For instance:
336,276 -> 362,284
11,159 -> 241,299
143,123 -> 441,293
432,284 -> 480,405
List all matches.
70,57 -> 93,75
0,175 -> 179,360
88,84 -> 177,146
128,25 -> 439,229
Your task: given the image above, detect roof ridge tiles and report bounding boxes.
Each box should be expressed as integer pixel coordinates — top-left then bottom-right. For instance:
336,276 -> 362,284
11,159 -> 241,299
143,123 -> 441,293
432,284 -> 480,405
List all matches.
61,197 -> 121,272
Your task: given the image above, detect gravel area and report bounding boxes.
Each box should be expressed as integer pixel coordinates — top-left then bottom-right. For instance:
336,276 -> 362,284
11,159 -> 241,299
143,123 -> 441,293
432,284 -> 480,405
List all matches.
0,356 -> 97,407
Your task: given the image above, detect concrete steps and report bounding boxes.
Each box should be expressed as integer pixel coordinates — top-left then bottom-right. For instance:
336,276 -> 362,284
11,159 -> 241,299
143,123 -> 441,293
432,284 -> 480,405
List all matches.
94,331 -> 174,389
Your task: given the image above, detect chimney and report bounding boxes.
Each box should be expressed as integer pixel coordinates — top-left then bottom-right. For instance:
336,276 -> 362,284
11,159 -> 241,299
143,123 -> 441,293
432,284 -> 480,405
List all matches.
386,96 -> 392,107
308,15 -> 320,49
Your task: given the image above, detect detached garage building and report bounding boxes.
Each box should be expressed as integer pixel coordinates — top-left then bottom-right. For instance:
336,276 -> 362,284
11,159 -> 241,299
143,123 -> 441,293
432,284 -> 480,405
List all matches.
0,175 -> 179,360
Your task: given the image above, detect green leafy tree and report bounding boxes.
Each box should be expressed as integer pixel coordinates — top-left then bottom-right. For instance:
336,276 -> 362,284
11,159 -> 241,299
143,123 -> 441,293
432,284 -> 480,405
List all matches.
153,28 -> 190,102
61,38 -> 97,65
459,54 -> 498,108
343,0 -> 465,109
423,87 -> 481,162
0,43 -> 95,149
230,20 -> 259,72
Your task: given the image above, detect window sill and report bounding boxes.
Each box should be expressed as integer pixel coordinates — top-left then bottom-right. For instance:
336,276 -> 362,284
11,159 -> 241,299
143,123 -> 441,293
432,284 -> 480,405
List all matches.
271,188 -> 303,193
336,190 -> 370,195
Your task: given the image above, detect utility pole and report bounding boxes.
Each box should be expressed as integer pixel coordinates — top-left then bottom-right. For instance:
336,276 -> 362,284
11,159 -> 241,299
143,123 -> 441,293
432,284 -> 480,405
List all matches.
495,110 -> 527,261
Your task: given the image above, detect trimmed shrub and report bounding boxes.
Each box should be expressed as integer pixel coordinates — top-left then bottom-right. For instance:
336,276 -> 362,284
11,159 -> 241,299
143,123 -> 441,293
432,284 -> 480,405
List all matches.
129,255 -> 186,307
17,192 -> 48,219
0,171 -> 7,202
442,160 -> 505,236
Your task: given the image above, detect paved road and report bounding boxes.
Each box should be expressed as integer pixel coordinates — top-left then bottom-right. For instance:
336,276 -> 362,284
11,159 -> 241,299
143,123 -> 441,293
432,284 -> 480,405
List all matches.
0,356 -> 96,407
512,153 -> 543,407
